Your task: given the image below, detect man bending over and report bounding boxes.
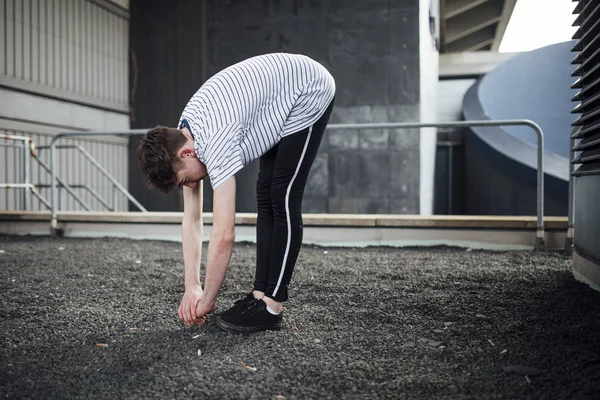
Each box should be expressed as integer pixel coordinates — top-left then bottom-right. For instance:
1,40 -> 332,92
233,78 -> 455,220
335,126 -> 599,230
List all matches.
137,53 -> 335,333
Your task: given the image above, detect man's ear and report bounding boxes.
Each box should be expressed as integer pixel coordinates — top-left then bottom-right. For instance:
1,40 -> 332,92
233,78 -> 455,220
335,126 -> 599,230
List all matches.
179,147 -> 195,159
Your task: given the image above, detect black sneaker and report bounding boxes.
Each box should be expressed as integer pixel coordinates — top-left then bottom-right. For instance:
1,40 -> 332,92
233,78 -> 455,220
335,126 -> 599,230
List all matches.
216,298 -> 283,333
214,293 -> 255,317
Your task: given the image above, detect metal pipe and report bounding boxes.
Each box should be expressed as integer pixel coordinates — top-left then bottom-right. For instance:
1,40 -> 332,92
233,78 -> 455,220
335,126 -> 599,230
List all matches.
24,140 -> 30,210
112,184 -> 117,211
567,136 -> 575,252
0,184 -> 50,209
37,184 -> 112,210
448,144 -> 453,215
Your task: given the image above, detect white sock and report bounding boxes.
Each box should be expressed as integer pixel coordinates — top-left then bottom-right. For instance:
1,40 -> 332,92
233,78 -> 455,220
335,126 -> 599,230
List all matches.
266,305 -> 280,315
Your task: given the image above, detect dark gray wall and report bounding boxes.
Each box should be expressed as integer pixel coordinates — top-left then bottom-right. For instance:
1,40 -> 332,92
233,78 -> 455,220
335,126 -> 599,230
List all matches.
129,0 -> 421,213
574,175 -> 600,264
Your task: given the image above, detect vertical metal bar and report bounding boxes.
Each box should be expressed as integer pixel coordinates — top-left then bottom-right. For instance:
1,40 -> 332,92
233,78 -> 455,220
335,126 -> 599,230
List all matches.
112,183 -> 117,211
448,144 -> 453,215
50,136 -> 57,231
2,134 -> 7,208
23,139 -> 30,209
532,122 -> 545,251
566,136 -> 575,251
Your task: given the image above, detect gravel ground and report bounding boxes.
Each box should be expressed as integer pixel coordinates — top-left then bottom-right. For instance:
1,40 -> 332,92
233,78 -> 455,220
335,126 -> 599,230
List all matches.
1,235 -> 599,399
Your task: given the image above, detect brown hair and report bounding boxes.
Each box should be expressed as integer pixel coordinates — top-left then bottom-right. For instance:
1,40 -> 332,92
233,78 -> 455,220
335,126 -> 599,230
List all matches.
137,125 -> 187,193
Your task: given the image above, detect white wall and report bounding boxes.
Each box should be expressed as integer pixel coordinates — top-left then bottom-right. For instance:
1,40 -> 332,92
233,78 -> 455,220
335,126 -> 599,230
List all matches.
437,79 -> 477,122
419,0 -> 439,215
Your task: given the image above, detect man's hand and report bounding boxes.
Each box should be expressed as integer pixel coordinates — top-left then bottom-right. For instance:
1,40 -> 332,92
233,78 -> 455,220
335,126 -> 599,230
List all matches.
195,298 -> 217,323
178,284 -> 205,326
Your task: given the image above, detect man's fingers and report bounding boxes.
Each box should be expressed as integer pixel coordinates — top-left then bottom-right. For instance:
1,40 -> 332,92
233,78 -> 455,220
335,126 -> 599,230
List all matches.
191,299 -> 198,321
184,300 -> 193,325
189,300 -> 196,323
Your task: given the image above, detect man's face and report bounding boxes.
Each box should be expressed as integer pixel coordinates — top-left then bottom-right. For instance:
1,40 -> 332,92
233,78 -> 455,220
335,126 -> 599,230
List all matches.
175,148 -> 206,189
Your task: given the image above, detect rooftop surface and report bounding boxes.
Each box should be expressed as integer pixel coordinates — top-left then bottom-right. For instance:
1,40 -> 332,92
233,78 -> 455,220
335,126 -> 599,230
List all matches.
1,235 -> 598,399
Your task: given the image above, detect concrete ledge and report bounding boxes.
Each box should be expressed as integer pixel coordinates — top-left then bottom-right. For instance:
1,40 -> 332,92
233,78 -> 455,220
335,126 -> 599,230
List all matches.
0,211 -> 569,250
0,211 -> 568,230
573,249 -> 600,293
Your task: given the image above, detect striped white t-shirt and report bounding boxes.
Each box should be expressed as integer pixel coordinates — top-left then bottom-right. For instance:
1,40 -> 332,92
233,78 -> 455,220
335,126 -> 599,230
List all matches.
177,53 -> 336,189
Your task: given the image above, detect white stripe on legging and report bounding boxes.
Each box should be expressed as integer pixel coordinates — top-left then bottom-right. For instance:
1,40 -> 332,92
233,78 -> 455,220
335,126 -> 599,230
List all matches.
272,125 -> 313,297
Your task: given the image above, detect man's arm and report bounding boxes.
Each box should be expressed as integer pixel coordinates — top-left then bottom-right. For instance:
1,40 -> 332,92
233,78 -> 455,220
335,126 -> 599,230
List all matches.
178,181 -> 204,325
182,181 -> 203,288
197,176 -> 236,312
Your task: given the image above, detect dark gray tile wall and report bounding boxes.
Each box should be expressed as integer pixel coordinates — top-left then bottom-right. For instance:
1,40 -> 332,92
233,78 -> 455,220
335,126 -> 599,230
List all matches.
130,0 -> 421,213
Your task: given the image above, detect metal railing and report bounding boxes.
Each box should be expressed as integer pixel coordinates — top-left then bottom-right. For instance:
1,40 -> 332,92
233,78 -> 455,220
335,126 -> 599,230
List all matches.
1,134 -> 35,209
39,144 -> 147,212
49,130 -> 150,230
48,120 -> 547,250
1,132 -> 144,214
327,119 -> 546,251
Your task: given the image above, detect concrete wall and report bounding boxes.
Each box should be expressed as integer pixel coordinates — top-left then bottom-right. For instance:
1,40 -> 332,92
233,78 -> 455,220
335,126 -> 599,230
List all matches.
129,0 -> 423,214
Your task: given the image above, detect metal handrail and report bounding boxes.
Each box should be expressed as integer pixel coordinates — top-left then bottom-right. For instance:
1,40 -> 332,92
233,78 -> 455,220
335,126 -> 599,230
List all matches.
0,183 -> 51,209
40,144 -> 146,212
48,121 -> 547,250
36,184 -> 113,210
327,119 -> 546,250
50,130 -> 149,231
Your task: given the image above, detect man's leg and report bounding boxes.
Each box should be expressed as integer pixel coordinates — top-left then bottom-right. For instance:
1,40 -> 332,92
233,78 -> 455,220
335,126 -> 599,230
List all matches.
253,144 -> 279,293
264,100 -> 334,305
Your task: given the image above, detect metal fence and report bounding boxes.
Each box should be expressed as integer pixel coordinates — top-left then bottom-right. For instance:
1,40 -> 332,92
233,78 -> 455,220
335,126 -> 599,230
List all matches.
47,119 -> 548,250
1,129 -> 130,212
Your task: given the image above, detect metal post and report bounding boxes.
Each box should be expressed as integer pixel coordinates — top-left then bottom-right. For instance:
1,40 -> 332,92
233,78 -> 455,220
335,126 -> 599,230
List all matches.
21,142 -> 27,210
112,184 -> 118,211
448,144 -> 453,215
50,141 -> 58,232
566,136 -> 575,252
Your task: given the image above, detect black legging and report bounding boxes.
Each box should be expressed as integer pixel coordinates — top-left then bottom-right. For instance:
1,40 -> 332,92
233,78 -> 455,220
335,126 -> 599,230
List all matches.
253,99 -> 334,302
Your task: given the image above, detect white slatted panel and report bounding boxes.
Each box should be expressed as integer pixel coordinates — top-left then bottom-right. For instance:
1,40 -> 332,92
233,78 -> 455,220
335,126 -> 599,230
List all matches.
1,0 -> 128,111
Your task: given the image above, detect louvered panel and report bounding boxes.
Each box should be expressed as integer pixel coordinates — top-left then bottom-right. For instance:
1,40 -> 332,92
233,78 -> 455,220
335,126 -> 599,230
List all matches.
573,134 -> 600,151
572,0 -> 600,176
571,45 -> 600,75
570,37 -> 597,65
572,2 -> 600,39
571,91 -> 600,113
572,161 -> 600,176
572,119 -> 600,138
572,104 -> 600,126
573,0 -> 596,26
572,76 -> 600,101
571,14 -> 600,52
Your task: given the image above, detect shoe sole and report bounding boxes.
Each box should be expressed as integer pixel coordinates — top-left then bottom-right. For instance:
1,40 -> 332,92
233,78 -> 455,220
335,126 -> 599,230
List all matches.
216,317 -> 283,334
